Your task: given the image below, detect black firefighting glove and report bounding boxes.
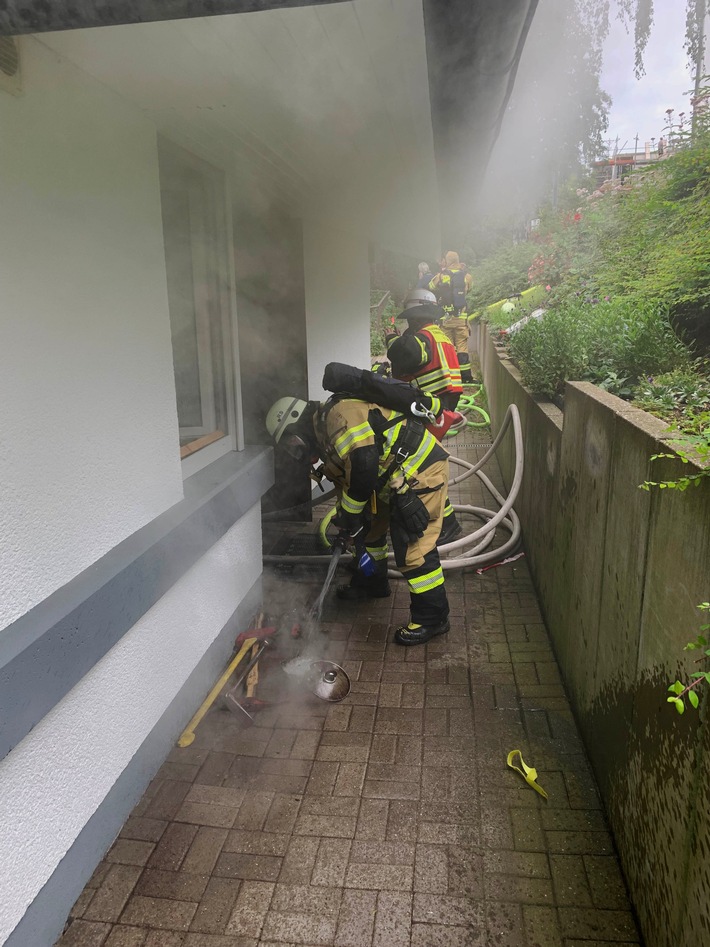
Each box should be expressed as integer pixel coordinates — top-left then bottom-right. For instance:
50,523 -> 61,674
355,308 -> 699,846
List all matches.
333,507 -> 370,541
389,482 -> 430,541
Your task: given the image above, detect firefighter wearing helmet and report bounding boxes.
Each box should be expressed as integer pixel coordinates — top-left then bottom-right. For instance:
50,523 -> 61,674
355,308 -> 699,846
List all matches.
385,289 -> 463,545
266,382 -> 451,646
429,251 -> 474,383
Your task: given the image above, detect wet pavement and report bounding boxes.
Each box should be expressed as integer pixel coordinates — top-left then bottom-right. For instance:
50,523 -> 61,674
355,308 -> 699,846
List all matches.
57,427 -> 642,947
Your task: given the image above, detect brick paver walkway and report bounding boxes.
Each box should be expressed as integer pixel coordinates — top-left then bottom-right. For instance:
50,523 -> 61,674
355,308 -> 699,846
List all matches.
58,428 -> 641,947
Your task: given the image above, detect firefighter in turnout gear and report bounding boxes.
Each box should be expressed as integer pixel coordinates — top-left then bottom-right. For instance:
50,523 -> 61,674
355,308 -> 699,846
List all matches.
266,386 -> 451,646
385,289 -> 462,545
429,250 -> 474,383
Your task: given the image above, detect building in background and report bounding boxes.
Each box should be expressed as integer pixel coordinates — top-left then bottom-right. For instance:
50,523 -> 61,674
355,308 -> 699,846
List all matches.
592,136 -> 670,186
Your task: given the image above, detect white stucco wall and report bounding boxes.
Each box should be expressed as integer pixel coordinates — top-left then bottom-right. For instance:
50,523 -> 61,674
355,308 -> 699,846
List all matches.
303,220 -> 371,399
0,505 -> 261,945
0,37 -> 183,631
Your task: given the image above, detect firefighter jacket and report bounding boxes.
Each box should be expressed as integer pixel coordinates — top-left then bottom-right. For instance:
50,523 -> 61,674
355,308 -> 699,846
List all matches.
312,398 -> 447,519
429,251 -> 473,314
387,323 -> 463,396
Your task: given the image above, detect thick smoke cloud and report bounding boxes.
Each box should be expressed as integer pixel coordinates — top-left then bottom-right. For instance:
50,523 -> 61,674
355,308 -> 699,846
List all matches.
475,0 -> 611,228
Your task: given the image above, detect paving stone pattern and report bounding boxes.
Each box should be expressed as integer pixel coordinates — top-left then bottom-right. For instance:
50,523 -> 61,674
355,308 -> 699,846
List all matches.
58,432 -> 641,947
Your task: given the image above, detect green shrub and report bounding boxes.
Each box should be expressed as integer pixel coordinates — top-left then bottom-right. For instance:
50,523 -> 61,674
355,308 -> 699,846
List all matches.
507,307 -> 589,396
633,366 -> 710,418
586,299 -> 690,383
507,298 -> 688,398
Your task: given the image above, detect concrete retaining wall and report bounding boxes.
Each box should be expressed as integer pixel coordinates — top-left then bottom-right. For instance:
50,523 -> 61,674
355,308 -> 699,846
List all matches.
479,324 -> 710,947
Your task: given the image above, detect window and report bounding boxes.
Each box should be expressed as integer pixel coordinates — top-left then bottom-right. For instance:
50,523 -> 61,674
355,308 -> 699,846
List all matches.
158,140 -> 239,467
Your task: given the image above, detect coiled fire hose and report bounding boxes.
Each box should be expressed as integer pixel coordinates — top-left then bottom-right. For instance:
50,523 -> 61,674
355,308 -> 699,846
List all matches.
263,403 -> 523,575
445,385 -> 490,436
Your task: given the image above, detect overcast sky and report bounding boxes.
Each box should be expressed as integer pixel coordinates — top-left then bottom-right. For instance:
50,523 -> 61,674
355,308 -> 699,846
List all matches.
601,0 -> 693,152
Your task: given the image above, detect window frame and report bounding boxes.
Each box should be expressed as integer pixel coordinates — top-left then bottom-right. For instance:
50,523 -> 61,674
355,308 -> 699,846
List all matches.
158,137 -> 244,477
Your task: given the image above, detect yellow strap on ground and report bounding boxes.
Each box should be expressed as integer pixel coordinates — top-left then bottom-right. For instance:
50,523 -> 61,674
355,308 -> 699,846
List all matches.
506,749 -> 549,799
177,637 -> 256,747
246,642 -> 260,698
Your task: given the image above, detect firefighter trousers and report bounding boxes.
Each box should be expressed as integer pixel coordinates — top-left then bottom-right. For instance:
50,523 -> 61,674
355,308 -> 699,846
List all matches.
442,312 -> 472,380
364,459 -> 449,626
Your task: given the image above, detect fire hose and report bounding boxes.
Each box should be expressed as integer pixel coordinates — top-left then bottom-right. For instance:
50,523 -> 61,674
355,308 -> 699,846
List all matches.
262,403 -> 523,576
445,385 -> 490,435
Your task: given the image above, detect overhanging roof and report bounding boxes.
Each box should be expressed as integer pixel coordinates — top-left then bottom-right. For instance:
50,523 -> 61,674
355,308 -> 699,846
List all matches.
2,0 -> 538,249
0,0 -> 348,34
423,0 -> 538,243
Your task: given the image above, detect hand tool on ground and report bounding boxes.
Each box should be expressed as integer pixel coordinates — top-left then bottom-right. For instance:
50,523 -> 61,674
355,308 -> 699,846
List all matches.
308,531 -> 347,625
177,614 -> 272,745
225,613 -> 275,721
224,637 -> 273,721
177,633 -> 257,746
280,535 -> 352,702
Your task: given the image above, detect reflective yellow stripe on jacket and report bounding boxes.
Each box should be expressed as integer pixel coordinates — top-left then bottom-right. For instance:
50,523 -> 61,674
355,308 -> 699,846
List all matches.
413,326 -> 462,393
332,421 -> 373,459
340,490 -> 367,514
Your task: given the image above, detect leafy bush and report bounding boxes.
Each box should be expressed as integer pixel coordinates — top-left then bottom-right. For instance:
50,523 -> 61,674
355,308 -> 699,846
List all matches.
506,307 -> 589,396
481,93 -> 710,427
507,298 -> 688,397
634,366 -> 710,418
667,604 -> 710,714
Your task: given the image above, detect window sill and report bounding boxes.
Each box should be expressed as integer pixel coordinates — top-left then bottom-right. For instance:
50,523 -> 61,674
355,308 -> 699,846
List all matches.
181,432 -> 235,479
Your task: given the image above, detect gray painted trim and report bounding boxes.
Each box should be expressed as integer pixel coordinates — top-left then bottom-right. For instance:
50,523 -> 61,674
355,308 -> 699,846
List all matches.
5,577 -> 263,947
1,0 -> 348,35
0,446 -> 273,762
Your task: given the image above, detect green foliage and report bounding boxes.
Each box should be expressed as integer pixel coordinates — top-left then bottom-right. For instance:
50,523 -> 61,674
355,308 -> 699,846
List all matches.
506,308 -> 588,397
638,409 -> 710,491
370,291 -> 398,357
468,243 -> 540,311
481,286 -> 549,330
634,367 -> 710,417
507,298 -> 688,398
481,95 -> 710,438
667,603 -> 710,714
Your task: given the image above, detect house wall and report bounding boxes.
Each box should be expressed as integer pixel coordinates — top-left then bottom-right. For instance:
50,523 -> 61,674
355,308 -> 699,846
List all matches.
0,508 -> 262,947
0,38 -> 270,946
303,220 -> 371,398
0,37 -> 184,630
480,325 -> 710,947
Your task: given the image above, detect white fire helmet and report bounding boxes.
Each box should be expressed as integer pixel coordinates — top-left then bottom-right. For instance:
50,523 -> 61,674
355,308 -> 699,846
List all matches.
265,397 -> 309,444
399,288 -> 439,319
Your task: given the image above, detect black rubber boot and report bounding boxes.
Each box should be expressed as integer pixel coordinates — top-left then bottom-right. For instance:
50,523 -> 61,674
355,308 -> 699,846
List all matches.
437,515 -> 463,547
394,618 -> 450,646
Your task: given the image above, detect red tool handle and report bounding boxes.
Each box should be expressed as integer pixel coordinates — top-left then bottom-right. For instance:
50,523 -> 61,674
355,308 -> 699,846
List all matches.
235,626 -> 277,649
